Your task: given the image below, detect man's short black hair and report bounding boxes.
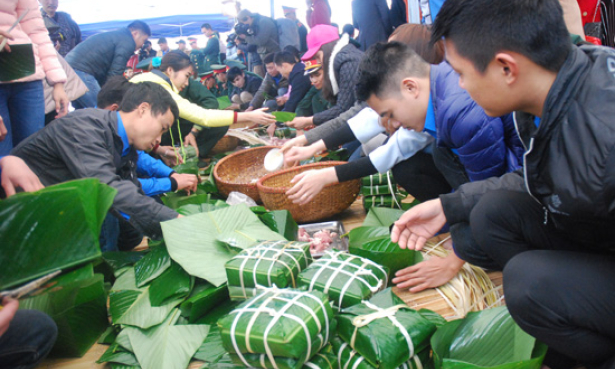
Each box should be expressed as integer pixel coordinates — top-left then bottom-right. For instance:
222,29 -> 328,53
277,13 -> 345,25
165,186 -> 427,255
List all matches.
356,42 -> 429,102
274,51 -> 296,66
119,82 -> 179,122
201,23 -> 212,30
227,66 -> 244,82
127,20 -> 151,37
97,76 -> 131,109
263,53 -> 275,65
432,0 -> 570,73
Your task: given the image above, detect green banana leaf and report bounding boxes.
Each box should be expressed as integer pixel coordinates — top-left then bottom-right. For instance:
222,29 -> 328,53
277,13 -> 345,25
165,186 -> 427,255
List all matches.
99,326 -> 121,344
193,326 -> 227,363
109,268 -> 185,329
102,251 -> 146,274
125,309 -> 210,369
177,200 -> 229,216
193,299 -> 242,325
361,172 -> 396,187
180,281 -> 229,323
173,162 -> 200,175
148,262 -> 192,306
0,44 -> 35,82
348,226 -> 418,285
336,288 -> 436,369
19,264 -> 108,358
110,364 -> 141,369
258,210 -> 299,241
134,245 -> 171,287
162,204 -> 287,286
98,340 -> 140,366
417,309 -> 448,328
332,336 -> 431,369
218,96 -> 232,110
272,111 -> 296,123
431,306 -> 547,369
362,208 -> 405,228
163,192 -> 223,211
0,179 -> 115,289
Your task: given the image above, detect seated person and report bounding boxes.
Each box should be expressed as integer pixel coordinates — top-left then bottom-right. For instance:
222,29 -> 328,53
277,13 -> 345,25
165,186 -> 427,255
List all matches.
227,66 -> 263,111
273,51 -> 312,113
284,42 -> 524,292
247,53 -> 289,112
11,82 -> 182,241
393,1 -> 615,367
295,57 -> 330,117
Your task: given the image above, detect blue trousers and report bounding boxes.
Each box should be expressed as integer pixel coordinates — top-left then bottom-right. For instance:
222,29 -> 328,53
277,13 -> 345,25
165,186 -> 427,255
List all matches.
0,81 -> 45,156
71,70 -> 100,109
0,310 -> 57,369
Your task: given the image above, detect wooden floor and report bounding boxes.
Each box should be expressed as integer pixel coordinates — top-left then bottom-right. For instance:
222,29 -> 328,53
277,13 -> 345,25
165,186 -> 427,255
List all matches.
36,196 -> 502,369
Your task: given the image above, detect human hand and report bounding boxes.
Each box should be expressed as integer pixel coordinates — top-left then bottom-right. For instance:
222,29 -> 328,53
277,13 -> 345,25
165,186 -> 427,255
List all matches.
286,116 -> 313,130
0,156 -> 44,197
183,133 -> 200,158
286,167 -> 337,205
0,115 -> 7,141
225,103 -> 241,111
266,123 -> 276,137
280,135 -> 308,153
171,173 -> 198,195
391,199 -> 447,251
276,96 -> 288,107
0,298 -> 19,338
0,30 -> 14,52
392,253 -> 465,292
52,83 -> 69,118
156,146 -> 184,166
284,145 -> 321,165
245,106 -> 254,112
245,108 -> 276,125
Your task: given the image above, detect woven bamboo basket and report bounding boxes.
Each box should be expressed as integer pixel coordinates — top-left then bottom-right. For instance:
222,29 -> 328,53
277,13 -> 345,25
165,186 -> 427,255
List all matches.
213,146 -> 279,203
209,135 -> 239,155
256,161 -> 361,223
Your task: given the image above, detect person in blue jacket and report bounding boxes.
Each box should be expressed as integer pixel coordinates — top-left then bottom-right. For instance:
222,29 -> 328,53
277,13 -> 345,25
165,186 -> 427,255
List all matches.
286,41 -> 524,291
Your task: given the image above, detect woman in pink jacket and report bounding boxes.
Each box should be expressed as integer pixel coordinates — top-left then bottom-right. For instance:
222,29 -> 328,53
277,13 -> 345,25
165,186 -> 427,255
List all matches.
0,0 -> 68,156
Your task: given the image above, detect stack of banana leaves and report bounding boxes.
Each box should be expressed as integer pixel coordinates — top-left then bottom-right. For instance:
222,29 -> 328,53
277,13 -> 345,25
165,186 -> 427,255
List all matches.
225,240 -> 312,300
361,172 -> 419,211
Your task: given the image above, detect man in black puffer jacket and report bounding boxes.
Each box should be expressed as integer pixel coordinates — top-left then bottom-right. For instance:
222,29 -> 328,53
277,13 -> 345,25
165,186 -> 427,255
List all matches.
391,1 -> 615,368
66,20 -> 151,109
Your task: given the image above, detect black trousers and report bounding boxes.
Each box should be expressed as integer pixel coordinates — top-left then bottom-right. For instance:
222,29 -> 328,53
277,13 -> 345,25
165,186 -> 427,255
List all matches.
452,190 -> 615,368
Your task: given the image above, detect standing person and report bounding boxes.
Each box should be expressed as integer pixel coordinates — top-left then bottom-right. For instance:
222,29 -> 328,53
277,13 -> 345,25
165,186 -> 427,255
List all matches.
389,0 -> 408,29
306,0 -> 332,28
66,20 -> 150,109
176,39 -> 189,55
352,0 -> 393,51
198,23 -> 221,74
39,0 -> 81,57
236,9 -> 280,74
284,6 -> 308,52
156,37 -> 170,57
393,1 -> 615,368
286,25 -> 362,129
0,1 -> 69,156
139,40 -> 156,60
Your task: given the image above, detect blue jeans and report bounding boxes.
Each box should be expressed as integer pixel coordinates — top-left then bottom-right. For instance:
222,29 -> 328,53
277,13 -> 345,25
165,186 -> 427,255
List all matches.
0,310 -> 57,369
0,80 -> 45,156
72,70 -> 100,109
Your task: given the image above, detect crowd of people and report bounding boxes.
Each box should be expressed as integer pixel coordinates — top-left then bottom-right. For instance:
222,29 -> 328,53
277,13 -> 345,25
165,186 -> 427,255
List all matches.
1,0 -> 615,369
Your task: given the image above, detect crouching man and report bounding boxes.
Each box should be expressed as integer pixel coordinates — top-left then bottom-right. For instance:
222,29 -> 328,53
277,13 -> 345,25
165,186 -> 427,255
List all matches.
11,82 -> 181,241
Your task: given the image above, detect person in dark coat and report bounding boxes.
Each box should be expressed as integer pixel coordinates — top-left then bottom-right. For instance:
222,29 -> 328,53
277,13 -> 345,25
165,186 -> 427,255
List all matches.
227,66 -> 263,110
287,25 -> 363,129
395,1 -> 615,367
66,20 -> 151,109
11,82 -> 181,239
273,51 -> 311,113
351,0 -> 393,51
39,0 -> 81,57
236,9 -> 280,69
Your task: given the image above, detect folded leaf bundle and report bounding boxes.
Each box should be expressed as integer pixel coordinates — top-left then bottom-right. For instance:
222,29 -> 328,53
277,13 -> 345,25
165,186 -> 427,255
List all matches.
181,282 -> 229,323
361,185 -> 395,197
297,251 -> 388,310
361,172 -> 396,187
225,240 -> 312,300
227,332 -> 329,369
333,337 -> 430,369
362,195 -> 405,211
19,264 -> 108,358
431,306 -> 547,369
336,288 -> 437,369
218,287 -> 334,362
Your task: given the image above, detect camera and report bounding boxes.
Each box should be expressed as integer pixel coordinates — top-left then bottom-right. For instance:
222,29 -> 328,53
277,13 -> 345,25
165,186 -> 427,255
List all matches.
234,22 -> 250,36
